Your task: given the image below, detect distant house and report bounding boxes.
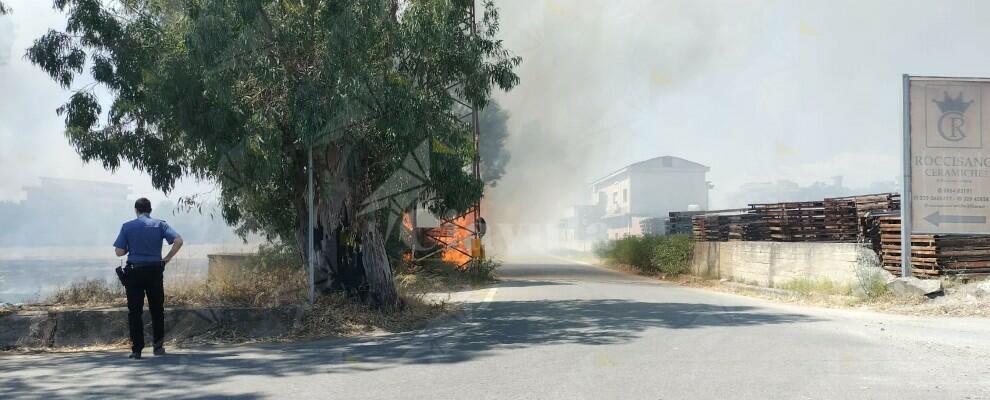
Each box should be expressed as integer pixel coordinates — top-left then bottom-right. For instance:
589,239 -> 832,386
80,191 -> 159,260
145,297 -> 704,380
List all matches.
589,156 -> 711,239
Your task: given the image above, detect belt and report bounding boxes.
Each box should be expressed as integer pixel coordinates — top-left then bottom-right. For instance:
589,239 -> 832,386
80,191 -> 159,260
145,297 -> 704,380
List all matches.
127,261 -> 163,268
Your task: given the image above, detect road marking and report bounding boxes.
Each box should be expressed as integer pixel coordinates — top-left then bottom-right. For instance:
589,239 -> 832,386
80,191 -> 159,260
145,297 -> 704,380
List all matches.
595,352 -> 616,367
546,254 -> 595,266
482,288 -> 497,303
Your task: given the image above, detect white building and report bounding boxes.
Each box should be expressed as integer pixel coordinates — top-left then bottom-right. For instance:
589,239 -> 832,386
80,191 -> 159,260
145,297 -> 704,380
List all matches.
590,156 -> 711,239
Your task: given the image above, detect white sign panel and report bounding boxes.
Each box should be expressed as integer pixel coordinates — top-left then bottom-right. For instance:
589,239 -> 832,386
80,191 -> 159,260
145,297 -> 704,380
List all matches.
909,77 -> 990,234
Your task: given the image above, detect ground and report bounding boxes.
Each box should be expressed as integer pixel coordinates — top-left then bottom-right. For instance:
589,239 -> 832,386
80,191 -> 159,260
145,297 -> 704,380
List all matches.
2,255 -> 990,399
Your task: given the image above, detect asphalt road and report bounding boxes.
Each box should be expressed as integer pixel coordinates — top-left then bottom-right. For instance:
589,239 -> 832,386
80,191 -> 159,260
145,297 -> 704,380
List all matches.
3,255 -> 990,399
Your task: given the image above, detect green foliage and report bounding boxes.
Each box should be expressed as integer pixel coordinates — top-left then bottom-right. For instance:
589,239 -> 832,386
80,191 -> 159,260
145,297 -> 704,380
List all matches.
26,0 -> 521,245
595,235 -> 665,270
479,101 -> 510,187
651,234 -> 694,275
0,2 -> 9,15
249,241 -> 303,271
596,234 -> 694,275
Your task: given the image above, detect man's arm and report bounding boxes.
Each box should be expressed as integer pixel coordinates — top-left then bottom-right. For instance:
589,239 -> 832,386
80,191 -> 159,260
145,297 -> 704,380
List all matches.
162,221 -> 183,265
163,237 -> 183,264
113,224 -> 128,257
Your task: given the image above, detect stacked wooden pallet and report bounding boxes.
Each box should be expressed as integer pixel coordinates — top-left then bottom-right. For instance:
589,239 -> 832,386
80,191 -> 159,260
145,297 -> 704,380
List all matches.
668,211 -> 704,235
691,214 -> 732,242
824,197 -> 859,241
639,217 -> 665,236
727,213 -> 769,241
878,215 -> 990,277
750,201 -> 828,241
854,193 -> 901,242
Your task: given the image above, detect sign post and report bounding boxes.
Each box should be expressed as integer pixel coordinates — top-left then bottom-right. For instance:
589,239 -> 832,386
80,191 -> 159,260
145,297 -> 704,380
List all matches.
905,75 -> 990,276
902,75 -> 912,278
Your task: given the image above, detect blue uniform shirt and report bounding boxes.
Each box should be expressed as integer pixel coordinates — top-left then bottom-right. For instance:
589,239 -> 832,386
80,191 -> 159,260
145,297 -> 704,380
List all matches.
113,214 -> 180,263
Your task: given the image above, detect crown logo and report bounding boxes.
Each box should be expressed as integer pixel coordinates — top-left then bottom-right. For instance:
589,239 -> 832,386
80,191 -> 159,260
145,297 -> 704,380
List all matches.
933,91 -> 974,114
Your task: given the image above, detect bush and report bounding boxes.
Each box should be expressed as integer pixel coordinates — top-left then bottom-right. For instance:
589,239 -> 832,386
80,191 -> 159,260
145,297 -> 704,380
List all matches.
595,234 -> 694,274
652,234 -> 694,275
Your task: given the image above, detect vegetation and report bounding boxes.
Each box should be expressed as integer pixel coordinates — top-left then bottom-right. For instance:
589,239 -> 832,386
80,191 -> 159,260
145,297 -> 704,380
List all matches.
652,234 -> 694,275
27,0 -> 520,309
595,234 -> 694,275
479,101 -> 511,187
776,278 -> 853,297
854,252 -> 891,299
396,257 -> 499,293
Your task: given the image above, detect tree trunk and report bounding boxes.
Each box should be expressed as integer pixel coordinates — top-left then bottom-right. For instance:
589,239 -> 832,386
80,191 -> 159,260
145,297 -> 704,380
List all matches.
297,145 -> 400,309
360,217 -> 400,309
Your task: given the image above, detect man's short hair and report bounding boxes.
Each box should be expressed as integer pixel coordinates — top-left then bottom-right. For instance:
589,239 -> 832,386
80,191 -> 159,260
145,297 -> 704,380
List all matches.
135,198 -> 152,214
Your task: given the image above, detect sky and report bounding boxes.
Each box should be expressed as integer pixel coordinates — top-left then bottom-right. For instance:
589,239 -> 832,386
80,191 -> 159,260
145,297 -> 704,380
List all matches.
4,0 -> 990,220
486,0 -> 990,222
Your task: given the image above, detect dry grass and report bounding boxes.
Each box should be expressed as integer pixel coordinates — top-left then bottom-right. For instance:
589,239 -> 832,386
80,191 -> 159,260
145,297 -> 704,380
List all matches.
44,267 -> 306,309
168,266 -> 307,308
291,291 -> 451,339
394,258 -> 500,294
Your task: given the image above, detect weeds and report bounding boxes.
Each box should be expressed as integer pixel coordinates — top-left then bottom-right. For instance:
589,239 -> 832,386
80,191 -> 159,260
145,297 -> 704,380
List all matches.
854,251 -> 891,299
46,278 -> 124,306
396,257 -> 500,294
777,278 -> 853,296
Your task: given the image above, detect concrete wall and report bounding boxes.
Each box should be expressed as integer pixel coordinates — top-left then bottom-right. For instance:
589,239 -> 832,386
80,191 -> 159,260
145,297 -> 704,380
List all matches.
1,307 -> 304,349
692,241 -> 875,287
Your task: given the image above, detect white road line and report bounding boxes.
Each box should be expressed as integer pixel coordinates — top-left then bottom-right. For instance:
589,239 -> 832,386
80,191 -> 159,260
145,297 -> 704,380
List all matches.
482,287 -> 497,303
546,253 -> 595,266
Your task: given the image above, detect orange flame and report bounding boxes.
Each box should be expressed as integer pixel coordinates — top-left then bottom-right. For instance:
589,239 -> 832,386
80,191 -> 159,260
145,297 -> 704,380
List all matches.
440,211 -> 474,265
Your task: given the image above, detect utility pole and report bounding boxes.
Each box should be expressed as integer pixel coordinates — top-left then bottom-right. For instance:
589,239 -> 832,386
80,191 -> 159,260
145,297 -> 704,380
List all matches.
307,145 -> 316,305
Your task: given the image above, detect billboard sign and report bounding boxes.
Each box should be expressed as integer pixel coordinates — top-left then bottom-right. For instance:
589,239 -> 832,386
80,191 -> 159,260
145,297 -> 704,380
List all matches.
908,77 -> 990,234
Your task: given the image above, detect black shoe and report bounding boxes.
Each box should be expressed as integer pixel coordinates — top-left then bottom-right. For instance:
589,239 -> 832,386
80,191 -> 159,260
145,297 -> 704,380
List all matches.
128,352 -> 142,360
153,346 -> 166,356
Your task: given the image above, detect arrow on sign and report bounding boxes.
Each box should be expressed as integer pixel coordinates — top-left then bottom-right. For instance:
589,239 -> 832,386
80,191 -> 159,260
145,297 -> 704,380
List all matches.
924,211 -> 987,226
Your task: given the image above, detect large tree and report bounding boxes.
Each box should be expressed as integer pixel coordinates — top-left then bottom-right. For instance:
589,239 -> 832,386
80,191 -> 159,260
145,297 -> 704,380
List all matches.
479,101 -> 510,187
28,0 -> 519,309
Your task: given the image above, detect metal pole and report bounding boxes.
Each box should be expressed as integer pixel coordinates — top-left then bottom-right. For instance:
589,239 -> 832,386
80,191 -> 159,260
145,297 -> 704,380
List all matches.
307,145 -> 316,304
901,74 -> 912,278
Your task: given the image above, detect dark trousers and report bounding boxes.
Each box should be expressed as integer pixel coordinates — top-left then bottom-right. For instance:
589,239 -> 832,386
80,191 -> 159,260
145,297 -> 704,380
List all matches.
125,263 -> 165,353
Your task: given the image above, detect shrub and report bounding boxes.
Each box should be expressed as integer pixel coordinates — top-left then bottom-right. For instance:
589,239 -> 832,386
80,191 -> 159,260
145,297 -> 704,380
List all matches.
652,234 -> 694,275
854,252 -> 890,299
596,234 -> 693,274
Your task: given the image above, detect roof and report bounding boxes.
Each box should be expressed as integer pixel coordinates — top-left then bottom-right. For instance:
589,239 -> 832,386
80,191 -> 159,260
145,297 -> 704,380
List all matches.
591,156 -> 709,187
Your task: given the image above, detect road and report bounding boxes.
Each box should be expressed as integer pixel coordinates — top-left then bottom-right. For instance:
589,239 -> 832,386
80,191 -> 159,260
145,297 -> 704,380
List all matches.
2,255 -> 990,399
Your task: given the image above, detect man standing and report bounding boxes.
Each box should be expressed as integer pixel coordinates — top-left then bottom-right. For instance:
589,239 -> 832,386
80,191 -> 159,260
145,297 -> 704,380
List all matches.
113,198 -> 183,359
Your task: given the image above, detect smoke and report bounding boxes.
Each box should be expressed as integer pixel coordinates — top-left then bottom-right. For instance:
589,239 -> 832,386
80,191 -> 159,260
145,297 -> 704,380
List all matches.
0,15 -> 12,66
486,0 -> 728,226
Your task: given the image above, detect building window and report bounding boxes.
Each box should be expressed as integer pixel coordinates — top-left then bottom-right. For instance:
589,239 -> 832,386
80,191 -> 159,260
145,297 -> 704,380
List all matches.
622,188 -> 628,203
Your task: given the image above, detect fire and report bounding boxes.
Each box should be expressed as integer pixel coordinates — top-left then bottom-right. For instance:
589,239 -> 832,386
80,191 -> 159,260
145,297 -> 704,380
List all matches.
406,207 -> 482,269
438,211 -> 476,267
